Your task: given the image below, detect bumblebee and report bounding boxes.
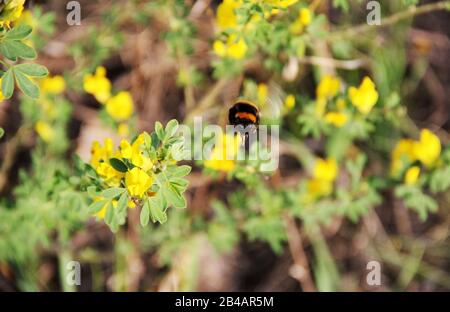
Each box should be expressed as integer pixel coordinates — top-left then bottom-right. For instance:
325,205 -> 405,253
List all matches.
228,100 -> 260,128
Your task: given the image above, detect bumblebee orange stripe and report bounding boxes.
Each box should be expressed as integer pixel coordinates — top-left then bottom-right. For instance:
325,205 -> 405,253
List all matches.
235,112 -> 257,123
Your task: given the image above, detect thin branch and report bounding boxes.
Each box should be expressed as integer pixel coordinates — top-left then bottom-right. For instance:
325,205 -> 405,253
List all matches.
317,1 -> 450,42
298,55 -> 368,70
283,214 -> 316,292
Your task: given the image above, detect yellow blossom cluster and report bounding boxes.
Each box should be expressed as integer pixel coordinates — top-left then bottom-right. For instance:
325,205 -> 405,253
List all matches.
301,157 -> 338,203
90,134 -> 154,200
83,67 -> 134,135
315,75 -> 348,127
213,34 -> 248,60
216,0 -> 299,31
315,75 -> 379,128
348,76 -> 379,115
213,0 -> 305,60
308,158 -> 338,195
391,129 -> 441,184
0,0 -> 25,28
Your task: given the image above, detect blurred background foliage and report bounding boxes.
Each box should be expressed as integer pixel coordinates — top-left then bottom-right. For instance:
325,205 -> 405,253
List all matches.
0,0 -> 449,291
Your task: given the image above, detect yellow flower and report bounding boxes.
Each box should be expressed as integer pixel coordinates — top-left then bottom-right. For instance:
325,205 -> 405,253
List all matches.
413,129 -> 441,167
316,75 -> 340,99
284,94 -> 295,111
265,0 -> 298,7
128,200 -> 136,209
257,83 -> 268,105
349,76 -> 379,114
35,121 -> 54,142
96,162 -> 124,187
228,38 -> 248,59
303,157 -> 338,201
391,129 -> 441,175
83,66 -> 111,103
299,8 -> 311,25
119,135 -> 153,171
404,166 -> 420,185
213,40 -> 227,57
0,0 -> 25,28
90,138 -> 115,168
213,35 -> 248,60
390,138 -> 415,175
125,167 -> 153,198
204,133 -> 240,172
325,111 -> 348,127
105,91 -> 134,121
306,178 -> 333,198
216,0 -> 239,30
313,157 -> 338,182
290,8 -> 312,34
41,75 -> 66,95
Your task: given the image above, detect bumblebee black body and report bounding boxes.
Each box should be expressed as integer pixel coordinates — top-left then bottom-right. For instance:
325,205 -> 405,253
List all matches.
228,100 -> 260,150
228,100 -> 260,127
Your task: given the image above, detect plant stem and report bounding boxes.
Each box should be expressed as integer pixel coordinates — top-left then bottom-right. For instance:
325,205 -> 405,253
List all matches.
284,214 -> 316,292
321,1 -> 450,42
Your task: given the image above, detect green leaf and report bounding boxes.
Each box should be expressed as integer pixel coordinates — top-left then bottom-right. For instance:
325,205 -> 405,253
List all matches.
14,69 -> 40,98
155,121 -> 165,140
170,177 -> 189,190
164,119 -> 179,138
395,185 -> 438,221
0,128 -> 4,138
430,166 -> 450,193
14,63 -> 48,77
143,131 -> 152,149
105,201 -> 115,225
116,191 -> 128,214
149,196 -> 167,224
87,186 -> 99,197
170,165 -> 191,178
163,185 -> 186,209
88,199 -> 107,214
5,25 -> 33,40
109,158 -> 128,173
1,69 -> 14,99
0,40 -> 36,61
140,200 -> 150,226
101,187 -> 125,198
151,132 -> 160,149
